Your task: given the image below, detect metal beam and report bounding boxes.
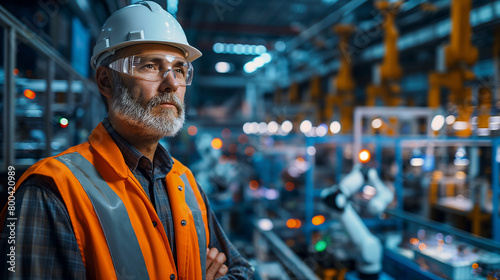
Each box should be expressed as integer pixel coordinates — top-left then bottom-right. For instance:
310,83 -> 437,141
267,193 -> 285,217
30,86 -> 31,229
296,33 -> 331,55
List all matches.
253,220 -> 319,280
285,0 -> 368,52
0,5 -> 97,92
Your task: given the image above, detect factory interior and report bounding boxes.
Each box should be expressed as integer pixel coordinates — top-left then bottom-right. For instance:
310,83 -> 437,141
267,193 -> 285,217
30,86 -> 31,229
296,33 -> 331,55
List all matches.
1,0 -> 500,279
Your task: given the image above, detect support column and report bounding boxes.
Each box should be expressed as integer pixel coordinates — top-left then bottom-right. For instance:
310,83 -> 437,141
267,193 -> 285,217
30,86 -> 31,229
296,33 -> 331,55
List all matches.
3,27 -> 16,168
67,75 -> 75,146
44,59 -> 55,157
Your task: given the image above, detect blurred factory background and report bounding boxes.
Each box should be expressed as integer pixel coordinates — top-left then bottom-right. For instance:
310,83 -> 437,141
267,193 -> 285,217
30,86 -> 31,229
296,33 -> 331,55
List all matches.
1,0 -> 500,279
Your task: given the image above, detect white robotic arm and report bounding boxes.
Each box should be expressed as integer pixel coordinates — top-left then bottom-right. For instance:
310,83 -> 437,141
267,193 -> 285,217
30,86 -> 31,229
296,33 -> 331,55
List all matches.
366,168 -> 394,215
321,165 -> 393,279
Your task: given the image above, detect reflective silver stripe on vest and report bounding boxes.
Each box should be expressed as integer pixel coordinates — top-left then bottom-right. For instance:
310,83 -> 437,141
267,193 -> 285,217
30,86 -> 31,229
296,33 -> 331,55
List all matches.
180,173 -> 207,280
56,152 -> 150,280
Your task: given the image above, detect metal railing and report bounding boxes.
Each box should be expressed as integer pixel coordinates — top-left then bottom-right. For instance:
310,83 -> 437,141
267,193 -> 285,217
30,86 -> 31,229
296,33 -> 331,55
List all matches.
0,4 -> 102,170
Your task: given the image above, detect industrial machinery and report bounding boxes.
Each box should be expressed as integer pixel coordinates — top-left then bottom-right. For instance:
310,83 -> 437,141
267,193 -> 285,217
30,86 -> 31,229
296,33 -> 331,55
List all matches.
321,165 -> 394,279
325,24 -> 355,134
366,0 -> 403,137
427,0 -> 478,137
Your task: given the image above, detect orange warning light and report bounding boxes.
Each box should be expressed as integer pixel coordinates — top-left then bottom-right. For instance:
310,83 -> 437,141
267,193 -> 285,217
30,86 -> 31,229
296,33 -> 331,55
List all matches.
24,89 -> 36,99
211,138 -> 223,150
358,149 -> 371,163
312,215 -> 326,226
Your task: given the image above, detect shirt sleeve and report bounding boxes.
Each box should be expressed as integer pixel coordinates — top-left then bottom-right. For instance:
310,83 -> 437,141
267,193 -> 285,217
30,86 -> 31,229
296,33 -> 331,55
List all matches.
0,175 -> 86,280
196,183 -> 254,280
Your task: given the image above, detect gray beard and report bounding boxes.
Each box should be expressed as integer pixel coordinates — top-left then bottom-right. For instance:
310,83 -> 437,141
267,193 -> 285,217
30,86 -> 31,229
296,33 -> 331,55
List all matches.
109,73 -> 185,138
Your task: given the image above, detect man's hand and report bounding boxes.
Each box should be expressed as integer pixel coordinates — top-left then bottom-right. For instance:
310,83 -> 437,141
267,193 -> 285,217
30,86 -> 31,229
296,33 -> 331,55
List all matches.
206,247 -> 228,280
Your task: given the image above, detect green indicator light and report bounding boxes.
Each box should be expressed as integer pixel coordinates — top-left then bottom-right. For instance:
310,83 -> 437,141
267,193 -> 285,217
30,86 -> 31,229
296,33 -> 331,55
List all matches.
315,240 -> 327,252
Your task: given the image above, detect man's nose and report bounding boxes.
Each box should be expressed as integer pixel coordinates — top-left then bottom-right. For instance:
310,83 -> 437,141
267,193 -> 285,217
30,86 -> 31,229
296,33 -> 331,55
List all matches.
160,70 -> 180,92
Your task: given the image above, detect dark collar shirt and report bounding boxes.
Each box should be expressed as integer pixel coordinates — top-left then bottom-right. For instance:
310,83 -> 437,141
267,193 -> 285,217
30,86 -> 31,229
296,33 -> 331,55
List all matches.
0,118 -> 254,279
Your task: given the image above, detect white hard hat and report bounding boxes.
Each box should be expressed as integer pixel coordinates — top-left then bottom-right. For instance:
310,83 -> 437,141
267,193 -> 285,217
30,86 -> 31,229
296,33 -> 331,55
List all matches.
91,1 -> 202,69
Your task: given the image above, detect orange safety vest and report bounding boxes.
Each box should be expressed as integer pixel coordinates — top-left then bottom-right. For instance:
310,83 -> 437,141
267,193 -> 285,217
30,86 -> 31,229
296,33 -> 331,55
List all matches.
2,123 -> 210,280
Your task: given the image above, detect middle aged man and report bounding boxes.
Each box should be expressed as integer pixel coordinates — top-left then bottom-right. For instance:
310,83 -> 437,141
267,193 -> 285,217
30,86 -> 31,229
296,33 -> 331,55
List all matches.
0,2 -> 254,280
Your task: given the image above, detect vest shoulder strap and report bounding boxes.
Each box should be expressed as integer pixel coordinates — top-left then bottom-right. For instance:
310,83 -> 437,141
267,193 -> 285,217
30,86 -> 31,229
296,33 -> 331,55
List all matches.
56,152 -> 150,280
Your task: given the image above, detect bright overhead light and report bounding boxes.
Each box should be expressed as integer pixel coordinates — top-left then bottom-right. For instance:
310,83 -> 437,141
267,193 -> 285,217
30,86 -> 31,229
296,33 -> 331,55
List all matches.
446,115 -> 456,125
253,56 -> 265,67
261,53 -> 272,63
490,116 -> 500,124
306,127 -> 317,137
300,120 -> 312,133
244,62 -> 257,73
431,115 -> 445,131
410,158 -> 424,167
316,124 -> 328,137
267,121 -> 279,134
453,121 -> 468,130
255,45 -> 267,54
259,122 -> 268,134
307,146 -> 316,156
358,149 -> 371,163
490,116 -> 500,130
251,122 -> 259,133
371,118 -> 383,129
281,120 -> 293,133
243,122 -> 252,134
234,44 -> 244,54
454,158 -> 470,166
258,218 -> 273,231
330,121 -> 341,134
212,43 -> 268,55
476,128 -> 490,136
215,62 -> 231,73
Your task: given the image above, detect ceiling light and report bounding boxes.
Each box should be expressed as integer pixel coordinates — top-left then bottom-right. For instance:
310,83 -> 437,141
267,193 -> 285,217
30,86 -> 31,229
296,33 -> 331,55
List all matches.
445,115 -> 456,125
281,120 -> 293,133
371,118 -> 383,129
453,121 -> 468,130
431,115 -> 445,131
316,124 -> 328,137
267,121 -> 279,134
244,62 -> 257,73
215,62 -> 231,73
300,120 -> 312,133
330,121 -> 341,134
255,45 -> 267,54
307,146 -> 316,156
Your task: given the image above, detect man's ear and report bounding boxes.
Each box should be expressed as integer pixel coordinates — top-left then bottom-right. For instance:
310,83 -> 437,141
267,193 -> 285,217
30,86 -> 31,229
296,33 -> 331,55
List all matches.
96,66 -> 114,99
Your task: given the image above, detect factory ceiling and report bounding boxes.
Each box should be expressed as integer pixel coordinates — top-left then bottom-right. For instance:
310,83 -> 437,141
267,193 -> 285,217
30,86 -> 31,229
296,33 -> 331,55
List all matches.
2,0 -> 499,120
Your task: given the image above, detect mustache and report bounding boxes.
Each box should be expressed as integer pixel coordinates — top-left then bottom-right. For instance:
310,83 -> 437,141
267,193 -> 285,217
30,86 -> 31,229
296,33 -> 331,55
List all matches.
147,93 -> 183,113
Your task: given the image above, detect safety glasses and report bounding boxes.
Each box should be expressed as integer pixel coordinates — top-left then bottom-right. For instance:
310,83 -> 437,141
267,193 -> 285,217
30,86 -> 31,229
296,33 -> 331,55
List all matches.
108,54 -> 194,85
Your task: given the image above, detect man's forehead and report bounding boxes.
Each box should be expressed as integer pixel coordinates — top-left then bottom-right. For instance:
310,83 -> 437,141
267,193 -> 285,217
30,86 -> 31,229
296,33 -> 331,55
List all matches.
117,44 -> 186,59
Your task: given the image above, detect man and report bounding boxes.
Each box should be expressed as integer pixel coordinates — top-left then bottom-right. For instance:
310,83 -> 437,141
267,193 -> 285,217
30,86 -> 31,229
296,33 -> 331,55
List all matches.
0,1 -> 254,279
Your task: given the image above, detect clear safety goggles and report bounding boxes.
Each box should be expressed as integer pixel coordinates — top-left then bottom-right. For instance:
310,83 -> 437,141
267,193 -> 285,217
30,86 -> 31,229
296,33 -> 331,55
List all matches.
108,54 -> 194,85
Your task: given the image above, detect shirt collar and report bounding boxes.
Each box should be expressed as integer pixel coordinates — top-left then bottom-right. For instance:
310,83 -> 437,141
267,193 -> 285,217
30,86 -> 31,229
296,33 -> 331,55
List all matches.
102,118 -> 173,176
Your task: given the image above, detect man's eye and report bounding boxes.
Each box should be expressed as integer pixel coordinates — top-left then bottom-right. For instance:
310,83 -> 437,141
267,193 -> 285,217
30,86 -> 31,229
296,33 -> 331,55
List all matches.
174,68 -> 186,75
141,64 -> 158,70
